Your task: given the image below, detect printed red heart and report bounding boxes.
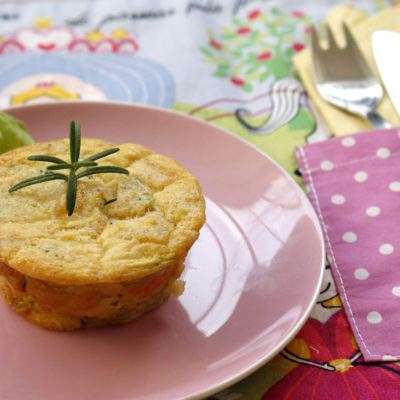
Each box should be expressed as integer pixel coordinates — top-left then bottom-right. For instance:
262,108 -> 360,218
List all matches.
14,27 -> 75,51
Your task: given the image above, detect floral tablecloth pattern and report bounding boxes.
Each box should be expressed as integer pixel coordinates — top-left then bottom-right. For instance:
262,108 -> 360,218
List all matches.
1,0 -> 400,398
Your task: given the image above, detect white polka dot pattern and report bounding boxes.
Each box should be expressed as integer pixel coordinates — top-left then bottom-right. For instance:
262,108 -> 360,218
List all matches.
354,171 -> 368,182
354,268 -> 369,280
343,232 -> 357,243
379,244 -> 394,255
295,128 -> 400,361
341,137 -> 356,147
320,160 -> 334,171
389,182 -> 400,192
367,311 -> 382,324
392,287 -> 400,296
331,194 -> 345,205
366,206 -> 380,217
376,147 -> 391,159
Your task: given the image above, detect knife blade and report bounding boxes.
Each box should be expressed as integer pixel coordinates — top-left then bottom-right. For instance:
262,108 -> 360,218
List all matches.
372,30 -> 400,117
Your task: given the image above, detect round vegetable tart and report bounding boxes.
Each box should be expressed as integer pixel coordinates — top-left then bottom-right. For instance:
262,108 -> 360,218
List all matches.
0,128 -> 205,330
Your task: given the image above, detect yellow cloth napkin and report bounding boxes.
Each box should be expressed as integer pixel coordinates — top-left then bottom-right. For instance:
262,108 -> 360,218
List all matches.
293,4 -> 400,136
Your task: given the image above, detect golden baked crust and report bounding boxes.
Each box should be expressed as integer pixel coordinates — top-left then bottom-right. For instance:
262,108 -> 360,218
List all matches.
0,138 -> 205,285
0,260 -> 185,330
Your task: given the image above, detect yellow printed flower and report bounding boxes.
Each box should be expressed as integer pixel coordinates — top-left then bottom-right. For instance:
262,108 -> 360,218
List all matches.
112,29 -> 128,39
33,17 -> 53,30
330,358 -> 353,373
86,31 -> 103,42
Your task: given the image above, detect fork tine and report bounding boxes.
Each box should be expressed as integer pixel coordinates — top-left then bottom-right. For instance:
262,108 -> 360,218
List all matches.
342,23 -> 357,49
310,25 -> 321,50
310,25 -> 326,81
325,25 -> 339,50
342,22 -> 373,76
310,25 -> 325,57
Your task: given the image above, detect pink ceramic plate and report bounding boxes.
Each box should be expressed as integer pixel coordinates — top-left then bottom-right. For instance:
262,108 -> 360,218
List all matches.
2,102 -> 324,400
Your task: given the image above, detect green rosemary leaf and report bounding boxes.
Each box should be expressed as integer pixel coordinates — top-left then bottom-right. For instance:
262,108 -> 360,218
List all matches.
72,160 -> 98,168
83,148 -> 120,162
69,121 -> 76,163
69,120 -> 81,163
9,173 -> 68,192
74,122 -> 81,162
66,169 -> 77,216
28,155 -> 67,164
76,166 -> 129,179
47,163 -> 73,171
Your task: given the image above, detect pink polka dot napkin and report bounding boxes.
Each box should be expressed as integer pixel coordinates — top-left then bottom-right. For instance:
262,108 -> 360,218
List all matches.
295,128 -> 400,362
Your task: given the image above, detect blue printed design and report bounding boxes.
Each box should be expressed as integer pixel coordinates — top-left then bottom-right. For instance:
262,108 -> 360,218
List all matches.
0,52 -> 175,108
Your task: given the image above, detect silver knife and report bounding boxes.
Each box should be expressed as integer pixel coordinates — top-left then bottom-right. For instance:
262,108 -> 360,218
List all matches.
372,30 -> 400,117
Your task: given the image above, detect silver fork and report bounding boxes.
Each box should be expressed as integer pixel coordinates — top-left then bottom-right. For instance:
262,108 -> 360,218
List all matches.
311,24 -> 391,129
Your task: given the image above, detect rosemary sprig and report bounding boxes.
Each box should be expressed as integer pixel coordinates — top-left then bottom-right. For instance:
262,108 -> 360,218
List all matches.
9,120 -> 129,216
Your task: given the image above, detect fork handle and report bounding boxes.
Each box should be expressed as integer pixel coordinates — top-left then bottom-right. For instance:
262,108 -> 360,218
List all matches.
366,110 -> 392,129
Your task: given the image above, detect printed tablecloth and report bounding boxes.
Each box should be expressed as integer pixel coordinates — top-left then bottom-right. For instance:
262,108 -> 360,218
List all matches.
1,0 -> 400,398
